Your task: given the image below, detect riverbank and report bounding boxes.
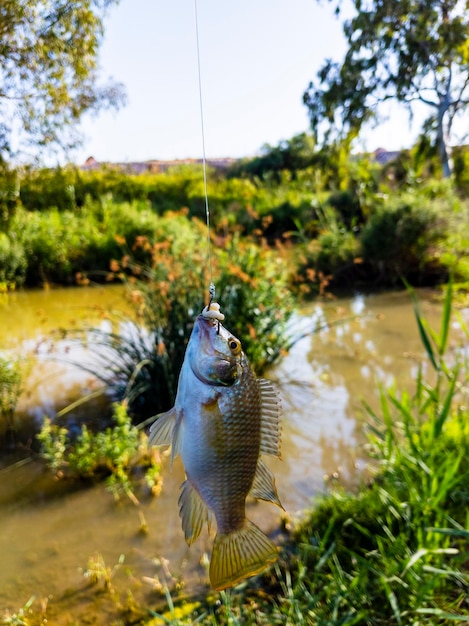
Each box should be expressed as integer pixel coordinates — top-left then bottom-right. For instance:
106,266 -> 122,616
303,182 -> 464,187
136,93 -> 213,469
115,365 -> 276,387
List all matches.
1,285 -> 468,624
2,160 -> 469,295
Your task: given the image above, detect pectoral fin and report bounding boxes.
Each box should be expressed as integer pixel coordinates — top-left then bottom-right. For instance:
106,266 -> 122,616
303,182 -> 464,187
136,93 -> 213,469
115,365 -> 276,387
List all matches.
258,379 -> 282,458
178,480 -> 212,545
148,407 -> 176,446
250,459 -> 283,509
148,407 -> 183,468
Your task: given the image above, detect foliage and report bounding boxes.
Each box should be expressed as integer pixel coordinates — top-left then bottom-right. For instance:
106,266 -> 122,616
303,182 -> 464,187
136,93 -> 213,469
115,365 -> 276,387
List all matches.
227,133 -> 318,182
0,165 -> 20,228
0,233 -> 27,289
293,184 -> 469,291
37,402 -> 162,503
0,0 -> 125,160
304,0 -> 469,176
0,354 -> 22,435
360,193 -> 444,284
69,220 -> 295,419
453,145 -> 469,196
11,197 -> 165,285
1,153 -> 469,292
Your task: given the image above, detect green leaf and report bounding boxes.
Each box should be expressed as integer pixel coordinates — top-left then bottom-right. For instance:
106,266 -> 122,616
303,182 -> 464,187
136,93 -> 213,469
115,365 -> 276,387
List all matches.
416,608 -> 469,621
438,279 -> 453,356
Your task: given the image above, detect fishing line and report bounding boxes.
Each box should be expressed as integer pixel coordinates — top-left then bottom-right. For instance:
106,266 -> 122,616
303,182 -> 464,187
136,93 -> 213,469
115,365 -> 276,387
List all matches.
193,0 -> 215,302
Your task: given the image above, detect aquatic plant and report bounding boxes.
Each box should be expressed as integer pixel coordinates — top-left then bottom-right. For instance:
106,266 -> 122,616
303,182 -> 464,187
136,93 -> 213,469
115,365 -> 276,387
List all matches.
37,402 -> 162,504
0,354 -> 22,436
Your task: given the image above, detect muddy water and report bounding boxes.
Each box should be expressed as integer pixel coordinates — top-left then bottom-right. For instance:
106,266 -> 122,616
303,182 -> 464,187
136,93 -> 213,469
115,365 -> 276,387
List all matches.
0,286 -> 466,621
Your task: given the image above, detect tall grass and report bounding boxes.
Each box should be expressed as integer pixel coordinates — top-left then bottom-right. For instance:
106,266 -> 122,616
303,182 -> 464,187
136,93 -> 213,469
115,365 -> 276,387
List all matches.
283,282 -> 469,625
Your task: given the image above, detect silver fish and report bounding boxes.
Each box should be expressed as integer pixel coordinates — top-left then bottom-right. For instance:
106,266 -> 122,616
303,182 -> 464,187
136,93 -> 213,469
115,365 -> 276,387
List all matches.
149,303 -> 282,590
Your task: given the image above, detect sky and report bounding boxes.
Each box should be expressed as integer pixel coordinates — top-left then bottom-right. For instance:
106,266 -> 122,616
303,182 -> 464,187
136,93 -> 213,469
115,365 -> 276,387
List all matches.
74,0 -> 419,166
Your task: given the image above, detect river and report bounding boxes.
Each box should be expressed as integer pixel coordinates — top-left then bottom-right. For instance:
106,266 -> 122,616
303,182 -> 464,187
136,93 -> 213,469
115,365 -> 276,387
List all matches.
0,285 -> 465,623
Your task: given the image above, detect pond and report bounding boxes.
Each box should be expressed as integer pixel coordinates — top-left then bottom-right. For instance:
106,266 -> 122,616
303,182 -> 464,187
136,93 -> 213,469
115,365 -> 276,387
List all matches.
0,285 -> 465,622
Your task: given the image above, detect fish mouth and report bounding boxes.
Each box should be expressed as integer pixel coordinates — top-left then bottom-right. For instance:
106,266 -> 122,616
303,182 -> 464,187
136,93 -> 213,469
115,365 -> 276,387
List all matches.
192,316 -> 240,385
192,355 -> 238,386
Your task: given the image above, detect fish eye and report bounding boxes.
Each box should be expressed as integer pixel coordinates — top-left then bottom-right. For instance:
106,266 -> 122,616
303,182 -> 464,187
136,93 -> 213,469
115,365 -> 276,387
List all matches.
228,337 -> 241,354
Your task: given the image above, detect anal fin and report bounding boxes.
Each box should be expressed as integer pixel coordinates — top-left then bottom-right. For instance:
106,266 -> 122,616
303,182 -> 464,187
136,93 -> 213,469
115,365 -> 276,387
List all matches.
250,459 -> 283,509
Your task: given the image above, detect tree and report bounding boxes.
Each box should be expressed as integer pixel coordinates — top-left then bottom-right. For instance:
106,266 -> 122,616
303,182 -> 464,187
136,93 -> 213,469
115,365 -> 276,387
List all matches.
227,133 -> 318,181
304,0 -> 469,177
0,0 -> 125,161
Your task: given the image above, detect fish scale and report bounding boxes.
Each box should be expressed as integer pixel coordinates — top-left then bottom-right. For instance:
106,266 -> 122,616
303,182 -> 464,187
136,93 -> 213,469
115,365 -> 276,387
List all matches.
149,304 -> 283,590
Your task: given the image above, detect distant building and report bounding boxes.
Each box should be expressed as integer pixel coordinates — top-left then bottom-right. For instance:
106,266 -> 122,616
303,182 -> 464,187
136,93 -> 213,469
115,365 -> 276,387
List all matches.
80,156 -> 238,173
373,147 -> 401,165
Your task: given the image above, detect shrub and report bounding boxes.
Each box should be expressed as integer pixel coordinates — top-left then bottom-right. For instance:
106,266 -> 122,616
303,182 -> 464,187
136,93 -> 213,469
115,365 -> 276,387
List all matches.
453,145 -> 469,196
327,189 -> 364,229
0,353 -> 22,436
360,193 -> 445,285
67,223 -> 294,420
0,166 -> 20,229
0,233 -> 27,289
37,402 -> 162,502
19,166 -> 78,211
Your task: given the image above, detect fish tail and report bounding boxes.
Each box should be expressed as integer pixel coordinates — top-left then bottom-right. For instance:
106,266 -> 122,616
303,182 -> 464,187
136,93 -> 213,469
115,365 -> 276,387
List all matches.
209,520 -> 278,591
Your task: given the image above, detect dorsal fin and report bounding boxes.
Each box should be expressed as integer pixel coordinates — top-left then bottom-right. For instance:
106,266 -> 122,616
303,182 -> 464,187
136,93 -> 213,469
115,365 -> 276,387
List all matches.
250,458 -> 283,509
258,379 -> 282,458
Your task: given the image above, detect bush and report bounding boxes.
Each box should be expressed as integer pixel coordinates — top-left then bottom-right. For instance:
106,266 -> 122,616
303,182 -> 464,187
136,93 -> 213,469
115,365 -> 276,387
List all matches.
37,402 -> 162,502
453,145 -> 469,196
0,353 -> 22,436
360,194 -> 445,285
0,233 -> 27,289
0,166 -> 20,229
68,223 -> 294,420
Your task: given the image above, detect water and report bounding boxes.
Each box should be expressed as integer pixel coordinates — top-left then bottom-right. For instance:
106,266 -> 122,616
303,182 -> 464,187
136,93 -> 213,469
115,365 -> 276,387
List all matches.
0,285 -> 466,621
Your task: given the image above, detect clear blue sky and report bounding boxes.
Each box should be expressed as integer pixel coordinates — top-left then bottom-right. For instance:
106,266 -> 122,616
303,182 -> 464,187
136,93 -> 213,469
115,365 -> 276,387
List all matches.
74,0 -> 416,165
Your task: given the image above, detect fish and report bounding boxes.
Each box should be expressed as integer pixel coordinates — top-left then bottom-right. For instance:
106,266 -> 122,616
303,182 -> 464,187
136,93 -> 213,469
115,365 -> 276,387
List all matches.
148,302 -> 283,590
